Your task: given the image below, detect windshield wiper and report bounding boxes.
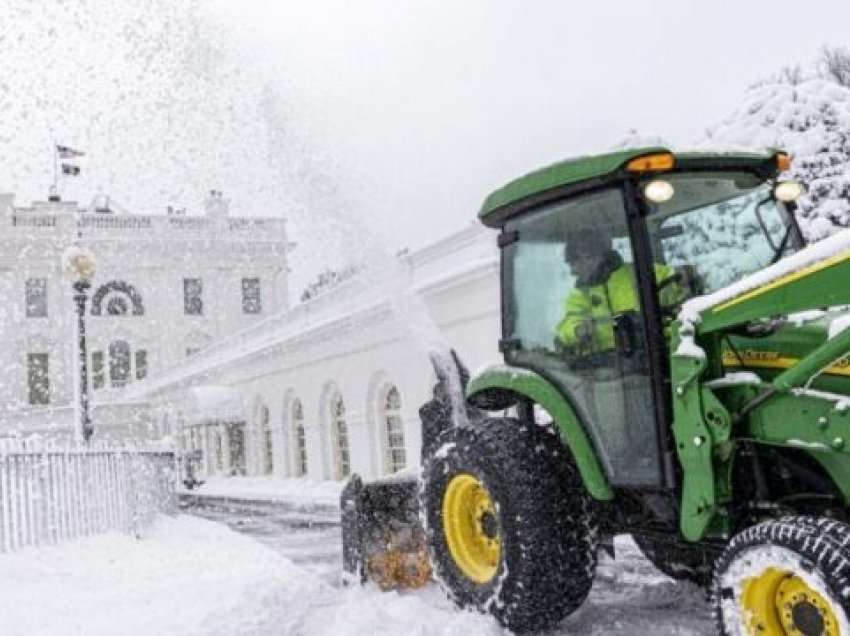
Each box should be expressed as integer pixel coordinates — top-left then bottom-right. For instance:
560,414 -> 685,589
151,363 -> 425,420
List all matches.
769,223 -> 794,265
754,194 -> 793,264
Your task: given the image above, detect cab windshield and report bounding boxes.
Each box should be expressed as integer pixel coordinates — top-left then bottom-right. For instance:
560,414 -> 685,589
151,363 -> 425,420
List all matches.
645,172 -> 801,296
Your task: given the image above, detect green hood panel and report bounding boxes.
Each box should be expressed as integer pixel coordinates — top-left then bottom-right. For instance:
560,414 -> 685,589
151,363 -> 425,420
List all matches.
722,321 -> 850,392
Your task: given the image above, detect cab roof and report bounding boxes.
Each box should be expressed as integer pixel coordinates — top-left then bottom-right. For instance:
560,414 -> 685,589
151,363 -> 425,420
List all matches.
478,147 -> 781,227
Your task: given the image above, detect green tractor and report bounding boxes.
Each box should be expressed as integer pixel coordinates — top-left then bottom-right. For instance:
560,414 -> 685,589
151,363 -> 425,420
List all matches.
342,147 -> 850,635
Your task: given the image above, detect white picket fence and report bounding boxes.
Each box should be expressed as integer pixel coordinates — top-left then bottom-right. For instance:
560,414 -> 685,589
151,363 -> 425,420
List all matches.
0,439 -> 177,553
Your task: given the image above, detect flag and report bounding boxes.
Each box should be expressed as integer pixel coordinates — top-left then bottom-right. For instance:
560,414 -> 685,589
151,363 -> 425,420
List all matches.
57,145 -> 85,159
61,163 -> 81,176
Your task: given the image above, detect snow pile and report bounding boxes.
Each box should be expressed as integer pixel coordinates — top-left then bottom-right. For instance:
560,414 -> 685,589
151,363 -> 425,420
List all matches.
1,514 -> 324,636
701,77 -> 850,240
191,475 -> 345,507
0,511 -> 502,636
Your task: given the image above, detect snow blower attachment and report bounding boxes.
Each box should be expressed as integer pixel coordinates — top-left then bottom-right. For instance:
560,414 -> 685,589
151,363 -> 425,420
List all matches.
340,473 -> 427,589
343,148 -> 850,634
341,350 -> 477,590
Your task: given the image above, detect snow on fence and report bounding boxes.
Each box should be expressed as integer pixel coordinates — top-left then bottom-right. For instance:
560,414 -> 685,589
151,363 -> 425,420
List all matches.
0,439 -> 177,553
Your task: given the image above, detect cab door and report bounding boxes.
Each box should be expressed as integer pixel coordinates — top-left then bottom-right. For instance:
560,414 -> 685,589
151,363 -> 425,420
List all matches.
501,187 -> 663,487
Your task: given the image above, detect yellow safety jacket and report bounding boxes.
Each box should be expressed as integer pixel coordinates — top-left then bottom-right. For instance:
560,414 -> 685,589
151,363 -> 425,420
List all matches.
557,262 -> 679,351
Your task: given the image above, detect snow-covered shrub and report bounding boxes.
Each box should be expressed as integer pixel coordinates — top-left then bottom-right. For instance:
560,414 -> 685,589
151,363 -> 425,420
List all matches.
701,75 -> 850,241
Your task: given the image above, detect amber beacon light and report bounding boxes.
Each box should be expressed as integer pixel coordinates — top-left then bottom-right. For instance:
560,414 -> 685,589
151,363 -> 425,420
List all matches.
626,152 -> 676,173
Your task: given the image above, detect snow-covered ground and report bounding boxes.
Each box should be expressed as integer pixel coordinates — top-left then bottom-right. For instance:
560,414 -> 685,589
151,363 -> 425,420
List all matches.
3,478 -> 714,636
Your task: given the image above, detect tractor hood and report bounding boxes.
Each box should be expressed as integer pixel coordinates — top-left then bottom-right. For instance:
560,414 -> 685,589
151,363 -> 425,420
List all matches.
676,228 -> 850,395
679,228 -> 850,337
722,317 -> 850,394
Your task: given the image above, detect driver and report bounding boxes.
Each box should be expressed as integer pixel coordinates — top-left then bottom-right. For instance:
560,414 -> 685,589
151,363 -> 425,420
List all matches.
556,229 -> 681,352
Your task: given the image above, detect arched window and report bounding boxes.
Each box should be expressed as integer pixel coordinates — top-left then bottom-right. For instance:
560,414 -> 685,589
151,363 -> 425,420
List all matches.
330,393 -> 350,480
91,280 -> 145,316
291,399 -> 307,477
108,340 -> 131,387
383,386 -> 406,474
260,404 -> 273,475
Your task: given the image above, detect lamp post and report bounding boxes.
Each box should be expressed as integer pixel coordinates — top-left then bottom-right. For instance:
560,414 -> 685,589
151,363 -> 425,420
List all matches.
62,246 -> 97,443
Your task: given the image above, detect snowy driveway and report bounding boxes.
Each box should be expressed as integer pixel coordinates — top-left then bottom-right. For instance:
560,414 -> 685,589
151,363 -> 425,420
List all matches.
187,497 -> 714,635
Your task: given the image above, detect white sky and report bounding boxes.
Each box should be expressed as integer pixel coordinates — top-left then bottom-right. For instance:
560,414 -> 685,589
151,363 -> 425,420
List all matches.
2,0 -> 849,294
208,0 -> 850,254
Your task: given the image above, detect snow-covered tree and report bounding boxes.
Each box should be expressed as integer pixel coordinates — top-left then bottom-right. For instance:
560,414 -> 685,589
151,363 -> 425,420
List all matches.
701,60 -> 850,241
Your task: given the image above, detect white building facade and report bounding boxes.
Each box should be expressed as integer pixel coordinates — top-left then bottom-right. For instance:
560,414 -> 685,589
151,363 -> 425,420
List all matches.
132,225 -> 502,481
0,191 -> 292,443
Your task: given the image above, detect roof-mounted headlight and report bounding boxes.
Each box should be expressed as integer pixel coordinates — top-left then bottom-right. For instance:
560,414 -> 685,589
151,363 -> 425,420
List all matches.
643,179 -> 675,203
774,180 -> 804,202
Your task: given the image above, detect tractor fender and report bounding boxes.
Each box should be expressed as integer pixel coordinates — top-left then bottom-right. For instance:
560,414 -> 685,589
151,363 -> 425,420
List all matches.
466,364 -> 614,501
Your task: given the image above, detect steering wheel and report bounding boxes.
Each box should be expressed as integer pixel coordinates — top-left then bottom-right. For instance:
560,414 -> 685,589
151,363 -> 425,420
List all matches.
658,265 -> 704,321
657,271 -> 683,320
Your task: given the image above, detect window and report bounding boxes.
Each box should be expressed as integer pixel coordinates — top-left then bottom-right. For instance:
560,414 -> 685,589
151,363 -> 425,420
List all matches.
108,340 -> 131,387
330,393 -> 350,480
183,278 -> 203,315
383,386 -> 406,474
241,277 -> 262,314
27,353 -> 49,405
135,350 -> 147,380
503,187 -> 660,487
25,278 -> 47,317
647,173 -> 800,295
292,399 -> 307,477
91,351 -> 105,389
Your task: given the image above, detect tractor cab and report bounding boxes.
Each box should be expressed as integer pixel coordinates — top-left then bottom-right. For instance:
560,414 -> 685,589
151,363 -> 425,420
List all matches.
489,150 -> 802,489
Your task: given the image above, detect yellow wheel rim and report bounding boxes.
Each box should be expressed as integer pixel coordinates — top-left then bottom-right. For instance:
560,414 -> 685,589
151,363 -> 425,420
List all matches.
442,473 -> 501,584
741,566 -> 839,635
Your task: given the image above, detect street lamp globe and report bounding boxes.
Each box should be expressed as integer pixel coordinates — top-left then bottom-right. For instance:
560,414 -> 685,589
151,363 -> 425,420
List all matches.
62,245 -> 97,282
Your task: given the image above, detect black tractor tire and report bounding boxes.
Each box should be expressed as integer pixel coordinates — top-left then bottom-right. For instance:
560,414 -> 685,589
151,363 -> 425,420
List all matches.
421,417 -> 597,634
632,533 -> 713,588
713,516 -> 850,636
